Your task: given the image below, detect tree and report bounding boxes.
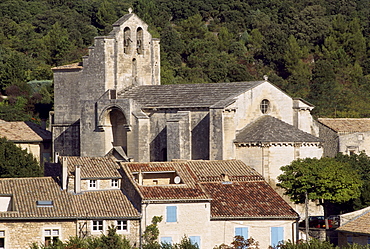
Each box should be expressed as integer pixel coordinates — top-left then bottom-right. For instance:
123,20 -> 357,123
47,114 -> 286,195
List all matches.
142,216 -> 162,249
0,137 -> 42,177
277,157 -> 362,219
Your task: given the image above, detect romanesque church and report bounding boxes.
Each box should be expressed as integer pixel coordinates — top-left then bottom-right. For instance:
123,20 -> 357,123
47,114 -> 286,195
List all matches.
52,11 -> 323,185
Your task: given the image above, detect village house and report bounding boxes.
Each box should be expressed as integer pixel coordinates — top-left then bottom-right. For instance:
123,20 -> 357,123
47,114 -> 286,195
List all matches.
318,118 -> 370,157
0,119 -> 52,166
336,206 -> 370,246
0,157 -> 140,248
120,159 -> 300,248
51,11 -> 323,190
0,156 -> 300,248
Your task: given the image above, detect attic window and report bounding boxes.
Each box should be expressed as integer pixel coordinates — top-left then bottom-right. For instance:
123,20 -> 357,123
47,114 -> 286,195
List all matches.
260,99 -> 270,114
36,200 -> 53,207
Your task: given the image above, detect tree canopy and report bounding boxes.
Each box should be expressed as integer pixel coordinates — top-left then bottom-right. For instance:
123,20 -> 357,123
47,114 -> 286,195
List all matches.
0,0 -> 369,120
0,137 -> 42,177
277,157 -> 362,216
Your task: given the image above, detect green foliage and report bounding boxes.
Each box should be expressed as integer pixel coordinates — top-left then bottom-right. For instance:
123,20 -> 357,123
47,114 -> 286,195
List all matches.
0,137 -> 42,177
142,216 -> 163,249
335,153 -> 370,212
277,157 -> 362,215
0,0 -> 369,119
279,239 -> 370,249
278,239 -> 336,249
214,236 -> 259,249
30,226 -> 132,249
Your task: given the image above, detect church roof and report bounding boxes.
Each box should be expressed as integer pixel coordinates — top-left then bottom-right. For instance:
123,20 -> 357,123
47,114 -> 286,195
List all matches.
118,81 -> 264,109
0,121 -> 51,142
318,118 -> 370,133
235,115 -> 321,144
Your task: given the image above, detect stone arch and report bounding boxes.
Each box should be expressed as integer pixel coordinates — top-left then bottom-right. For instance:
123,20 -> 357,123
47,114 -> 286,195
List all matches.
124,27 -> 131,54
98,106 -> 129,154
136,27 -> 143,54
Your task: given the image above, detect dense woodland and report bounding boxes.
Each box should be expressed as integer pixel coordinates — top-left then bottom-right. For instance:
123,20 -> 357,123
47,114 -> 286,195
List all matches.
0,0 -> 369,120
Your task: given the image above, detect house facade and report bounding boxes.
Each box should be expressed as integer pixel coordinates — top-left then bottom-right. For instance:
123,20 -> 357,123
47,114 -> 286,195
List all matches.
121,160 -> 299,248
318,118 -> 370,157
0,157 -> 140,248
51,12 -> 323,188
336,206 -> 370,246
0,120 -> 52,166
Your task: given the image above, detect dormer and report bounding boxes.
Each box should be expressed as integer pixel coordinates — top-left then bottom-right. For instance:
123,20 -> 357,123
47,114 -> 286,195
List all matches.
133,170 -> 183,186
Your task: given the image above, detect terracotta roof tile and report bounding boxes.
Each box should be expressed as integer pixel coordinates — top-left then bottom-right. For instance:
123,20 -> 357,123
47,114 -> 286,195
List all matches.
318,118 -> 370,133
61,156 -> 121,179
337,210 -> 370,235
0,177 -> 139,219
121,162 -> 209,200
0,121 -> 51,142
201,181 -> 298,219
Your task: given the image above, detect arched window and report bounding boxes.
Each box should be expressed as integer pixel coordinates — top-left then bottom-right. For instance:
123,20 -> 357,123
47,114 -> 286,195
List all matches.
260,99 -> 270,114
136,27 -> 143,54
124,27 -> 131,54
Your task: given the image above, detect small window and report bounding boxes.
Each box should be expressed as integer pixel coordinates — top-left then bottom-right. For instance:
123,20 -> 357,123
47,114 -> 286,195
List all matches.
0,231 -> 5,249
358,134 -> 364,140
347,235 -> 353,244
161,237 -> 172,244
166,206 -> 177,222
271,227 -> 284,248
89,180 -> 97,189
37,200 -> 53,207
111,179 -> 119,188
92,220 -> 103,231
235,227 -> 248,240
116,220 -> 128,231
260,99 -> 270,114
44,229 -> 59,246
189,236 -> 201,248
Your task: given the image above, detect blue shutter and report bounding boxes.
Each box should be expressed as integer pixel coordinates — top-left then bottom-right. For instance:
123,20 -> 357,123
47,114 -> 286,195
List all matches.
235,227 -> 248,239
271,227 -> 284,248
161,237 -> 172,244
166,206 -> 177,222
189,236 -> 201,248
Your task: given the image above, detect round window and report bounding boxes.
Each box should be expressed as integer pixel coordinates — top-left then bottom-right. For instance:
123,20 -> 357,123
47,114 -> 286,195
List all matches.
260,99 -> 270,114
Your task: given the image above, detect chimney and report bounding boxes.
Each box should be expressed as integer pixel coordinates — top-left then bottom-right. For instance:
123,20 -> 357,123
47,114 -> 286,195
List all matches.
75,165 -> 81,194
138,169 -> 143,185
62,157 -> 68,190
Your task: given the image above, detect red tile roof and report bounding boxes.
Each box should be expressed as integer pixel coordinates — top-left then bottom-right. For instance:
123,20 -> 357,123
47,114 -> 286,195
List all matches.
201,181 -> 298,219
122,160 -> 299,219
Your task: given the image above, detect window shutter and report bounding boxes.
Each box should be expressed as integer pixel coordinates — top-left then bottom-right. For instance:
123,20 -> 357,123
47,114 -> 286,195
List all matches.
271,227 -> 284,248
166,206 -> 177,222
235,227 -> 248,239
189,236 -> 201,248
161,237 -> 172,244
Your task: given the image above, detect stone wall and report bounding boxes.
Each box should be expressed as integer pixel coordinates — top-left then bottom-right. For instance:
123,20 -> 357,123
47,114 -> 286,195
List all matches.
0,219 -> 140,248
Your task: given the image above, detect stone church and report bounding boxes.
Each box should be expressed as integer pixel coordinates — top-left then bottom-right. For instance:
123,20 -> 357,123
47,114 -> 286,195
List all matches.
52,11 -> 323,185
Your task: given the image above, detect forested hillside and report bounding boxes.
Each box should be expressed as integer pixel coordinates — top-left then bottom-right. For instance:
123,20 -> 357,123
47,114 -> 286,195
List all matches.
0,0 -> 369,121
